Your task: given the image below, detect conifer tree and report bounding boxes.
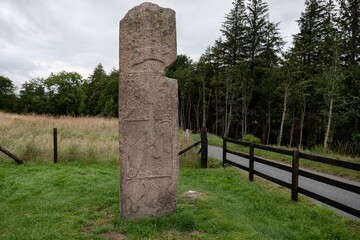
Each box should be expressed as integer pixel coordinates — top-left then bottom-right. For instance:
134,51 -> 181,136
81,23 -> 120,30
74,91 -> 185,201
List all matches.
221,0 -> 248,66
246,0 -> 269,64
338,0 -> 360,66
292,0 -> 327,75
291,0 -> 327,147
336,0 -> 360,145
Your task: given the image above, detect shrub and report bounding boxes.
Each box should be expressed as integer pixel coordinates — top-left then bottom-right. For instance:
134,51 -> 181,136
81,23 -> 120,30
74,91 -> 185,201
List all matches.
242,134 -> 261,144
22,141 -> 41,162
351,133 -> 360,142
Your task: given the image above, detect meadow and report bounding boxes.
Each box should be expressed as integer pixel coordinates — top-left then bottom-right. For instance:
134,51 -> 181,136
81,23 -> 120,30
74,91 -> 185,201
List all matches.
0,112 -> 359,239
0,112 -> 118,163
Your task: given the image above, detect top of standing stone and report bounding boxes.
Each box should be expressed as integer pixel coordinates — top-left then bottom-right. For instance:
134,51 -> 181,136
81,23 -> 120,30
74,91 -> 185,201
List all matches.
120,2 -> 177,74
121,2 -> 174,21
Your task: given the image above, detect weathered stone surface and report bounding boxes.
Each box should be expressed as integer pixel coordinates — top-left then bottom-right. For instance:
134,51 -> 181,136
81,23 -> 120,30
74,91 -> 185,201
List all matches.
119,2 -> 178,219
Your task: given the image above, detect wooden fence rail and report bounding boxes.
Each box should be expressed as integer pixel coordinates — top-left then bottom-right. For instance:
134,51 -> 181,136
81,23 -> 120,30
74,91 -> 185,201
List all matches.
222,137 -> 360,218
178,141 -> 201,156
178,127 -> 208,168
0,146 -> 23,164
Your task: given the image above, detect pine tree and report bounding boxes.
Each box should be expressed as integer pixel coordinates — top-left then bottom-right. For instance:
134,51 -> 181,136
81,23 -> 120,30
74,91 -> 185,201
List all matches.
320,0 -> 342,149
246,0 -> 270,63
246,0 -> 284,142
293,0 -> 327,75
336,0 -> 360,146
321,0 -> 338,64
338,0 -> 360,66
166,55 -> 196,130
261,21 -> 284,67
290,0 -> 327,147
220,0 -> 248,66
86,64 -> 108,115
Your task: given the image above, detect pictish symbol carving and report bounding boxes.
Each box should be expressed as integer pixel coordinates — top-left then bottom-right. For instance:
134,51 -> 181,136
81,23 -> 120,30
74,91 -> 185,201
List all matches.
126,181 -> 146,214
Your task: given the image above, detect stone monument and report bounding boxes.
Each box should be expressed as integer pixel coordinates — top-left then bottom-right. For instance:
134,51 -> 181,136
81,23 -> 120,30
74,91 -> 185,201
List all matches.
119,2 -> 178,219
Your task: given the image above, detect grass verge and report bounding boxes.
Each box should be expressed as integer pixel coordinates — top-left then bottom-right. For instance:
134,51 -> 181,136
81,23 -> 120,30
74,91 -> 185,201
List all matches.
1,160 -> 359,239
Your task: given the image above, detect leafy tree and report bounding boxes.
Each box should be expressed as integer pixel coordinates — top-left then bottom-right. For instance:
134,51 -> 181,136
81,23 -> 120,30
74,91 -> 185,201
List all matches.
19,78 -> 48,114
45,71 -> 84,115
102,97 -> 116,118
0,76 -> 17,111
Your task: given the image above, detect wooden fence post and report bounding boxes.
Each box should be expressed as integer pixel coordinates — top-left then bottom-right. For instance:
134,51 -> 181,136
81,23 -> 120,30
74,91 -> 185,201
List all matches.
53,128 -> 58,163
200,127 -> 208,169
222,137 -> 227,167
291,149 -> 300,201
249,143 -> 254,181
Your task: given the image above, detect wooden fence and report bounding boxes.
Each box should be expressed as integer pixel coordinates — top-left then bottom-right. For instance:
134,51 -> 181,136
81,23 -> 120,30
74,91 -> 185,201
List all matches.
2,126 -> 209,166
0,128 -> 59,164
179,126 -> 208,168
223,137 -> 360,218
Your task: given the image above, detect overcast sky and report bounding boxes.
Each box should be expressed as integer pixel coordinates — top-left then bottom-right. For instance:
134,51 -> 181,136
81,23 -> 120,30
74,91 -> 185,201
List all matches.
0,0 -> 305,87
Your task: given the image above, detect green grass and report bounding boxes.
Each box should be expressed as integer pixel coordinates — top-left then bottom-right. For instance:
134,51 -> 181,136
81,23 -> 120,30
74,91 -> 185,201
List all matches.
1,160 -> 359,240
200,133 -> 360,181
1,114 -> 359,239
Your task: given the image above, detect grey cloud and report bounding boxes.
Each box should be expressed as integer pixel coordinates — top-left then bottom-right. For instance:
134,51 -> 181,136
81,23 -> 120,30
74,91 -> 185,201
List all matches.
0,0 -> 305,87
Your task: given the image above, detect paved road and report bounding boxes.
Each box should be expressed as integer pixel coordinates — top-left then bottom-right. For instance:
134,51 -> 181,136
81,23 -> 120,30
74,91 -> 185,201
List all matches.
208,145 -> 360,221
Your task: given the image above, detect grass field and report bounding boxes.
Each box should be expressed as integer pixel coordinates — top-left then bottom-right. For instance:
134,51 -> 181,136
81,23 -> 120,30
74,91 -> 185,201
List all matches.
1,161 -> 359,240
1,112 -> 360,239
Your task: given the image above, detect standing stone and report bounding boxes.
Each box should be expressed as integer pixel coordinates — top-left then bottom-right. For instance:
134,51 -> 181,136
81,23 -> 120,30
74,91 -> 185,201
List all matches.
119,2 -> 178,219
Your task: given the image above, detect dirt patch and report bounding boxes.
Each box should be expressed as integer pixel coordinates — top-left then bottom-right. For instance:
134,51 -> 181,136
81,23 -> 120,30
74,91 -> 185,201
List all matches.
101,232 -> 126,240
100,208 -> 114,226
182,190 -> 203,201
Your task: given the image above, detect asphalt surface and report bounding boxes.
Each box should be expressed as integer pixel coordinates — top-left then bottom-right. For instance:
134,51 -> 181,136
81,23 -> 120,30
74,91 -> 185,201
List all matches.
208,145 -> 360,221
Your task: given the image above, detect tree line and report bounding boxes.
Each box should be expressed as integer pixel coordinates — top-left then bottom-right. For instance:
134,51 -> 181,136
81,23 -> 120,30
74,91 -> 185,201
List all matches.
1,0 -> 359,155
167,0 -> 360,155
0,64 -> 118,118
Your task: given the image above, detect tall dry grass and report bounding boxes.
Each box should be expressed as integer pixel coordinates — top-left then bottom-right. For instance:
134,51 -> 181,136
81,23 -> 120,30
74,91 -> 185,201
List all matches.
0,112 -> 199,164
0,112 -> 118,163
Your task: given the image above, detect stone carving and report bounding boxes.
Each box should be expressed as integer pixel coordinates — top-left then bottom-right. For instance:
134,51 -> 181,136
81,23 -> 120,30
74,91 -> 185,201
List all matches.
119,2 -> 178,219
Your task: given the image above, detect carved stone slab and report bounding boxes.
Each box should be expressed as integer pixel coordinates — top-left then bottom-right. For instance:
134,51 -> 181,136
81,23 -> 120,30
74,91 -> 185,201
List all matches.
119,2 -> 178,219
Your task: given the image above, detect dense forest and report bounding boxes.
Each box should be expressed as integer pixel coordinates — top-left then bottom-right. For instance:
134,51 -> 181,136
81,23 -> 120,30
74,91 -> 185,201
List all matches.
1,0 -> 359,155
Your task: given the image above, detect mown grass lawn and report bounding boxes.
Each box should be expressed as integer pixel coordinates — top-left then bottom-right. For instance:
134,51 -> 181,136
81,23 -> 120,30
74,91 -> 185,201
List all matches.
1,160 -> 359,240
